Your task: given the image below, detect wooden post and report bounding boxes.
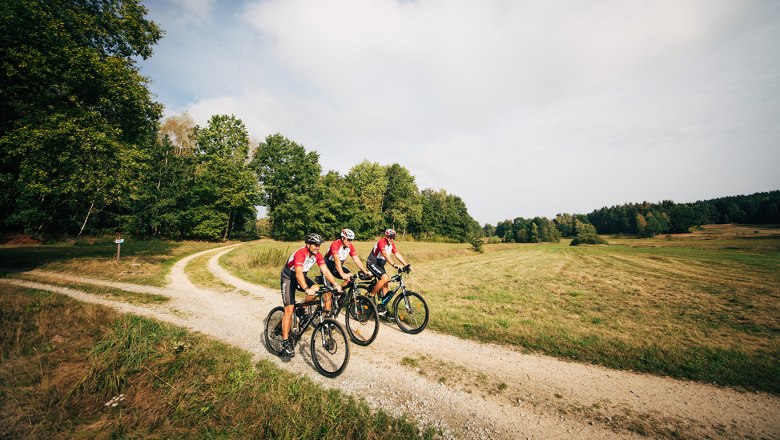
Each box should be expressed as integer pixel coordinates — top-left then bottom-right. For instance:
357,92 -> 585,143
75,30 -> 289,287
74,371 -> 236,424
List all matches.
115,235 -> 122,263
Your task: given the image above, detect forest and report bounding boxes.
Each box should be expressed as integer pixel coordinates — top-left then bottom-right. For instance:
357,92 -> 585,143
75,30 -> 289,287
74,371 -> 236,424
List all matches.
485,190 -> 780,242
0,0 -> 479,242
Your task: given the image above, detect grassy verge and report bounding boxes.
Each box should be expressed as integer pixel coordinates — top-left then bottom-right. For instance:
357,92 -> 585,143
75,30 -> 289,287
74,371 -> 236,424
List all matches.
220,227 -> 780,394
0,286 -> 433,439
8,273 -> 168,304
185,249 -> 238,292
0,238 -> 231,286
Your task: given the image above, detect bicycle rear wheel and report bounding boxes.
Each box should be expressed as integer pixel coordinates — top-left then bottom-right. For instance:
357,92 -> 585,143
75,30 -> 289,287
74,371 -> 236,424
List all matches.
345,295 -> 379,346
310,319 -> 350,378
393,291 -> 429,334
263,306 -> 285,355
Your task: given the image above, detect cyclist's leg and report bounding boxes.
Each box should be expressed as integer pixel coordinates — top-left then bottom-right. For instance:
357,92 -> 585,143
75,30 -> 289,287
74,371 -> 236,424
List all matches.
367,259 -> 388,296
280,275 -> 297,355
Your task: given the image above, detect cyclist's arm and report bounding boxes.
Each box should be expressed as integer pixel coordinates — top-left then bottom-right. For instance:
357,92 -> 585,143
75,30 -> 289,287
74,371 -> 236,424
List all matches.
296,266 -> 316,294
392,251 -> 408,269
352,254 -> 369,273
380,246 -> 394,262
334,258 -> 351,280
319,263 -> 342,291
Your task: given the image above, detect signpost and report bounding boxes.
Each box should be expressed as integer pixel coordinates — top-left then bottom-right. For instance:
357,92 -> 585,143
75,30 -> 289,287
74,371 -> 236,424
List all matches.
114,236 -> 125,263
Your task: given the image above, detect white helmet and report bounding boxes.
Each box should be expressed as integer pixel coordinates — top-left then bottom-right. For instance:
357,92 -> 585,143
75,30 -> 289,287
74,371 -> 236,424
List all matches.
341,228 -> 355,240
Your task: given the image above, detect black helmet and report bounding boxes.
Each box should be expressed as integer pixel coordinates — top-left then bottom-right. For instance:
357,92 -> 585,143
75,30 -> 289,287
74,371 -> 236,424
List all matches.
304,233 -> 323,245
385,228 -> 397,238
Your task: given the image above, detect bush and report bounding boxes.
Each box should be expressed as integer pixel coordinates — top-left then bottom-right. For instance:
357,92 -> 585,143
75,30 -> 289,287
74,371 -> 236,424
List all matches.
570,234 -> 609,246
469,236 -> 484,253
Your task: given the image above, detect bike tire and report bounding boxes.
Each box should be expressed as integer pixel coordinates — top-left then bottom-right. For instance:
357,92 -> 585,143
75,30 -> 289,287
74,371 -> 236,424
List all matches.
345,295 -> 379,346
263,306 -> 286,356
392,291 -> 429,334
310,319 -> 350,378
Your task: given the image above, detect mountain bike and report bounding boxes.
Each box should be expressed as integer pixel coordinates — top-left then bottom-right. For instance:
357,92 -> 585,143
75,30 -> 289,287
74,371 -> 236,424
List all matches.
318,273 -> 379,346
263,285 -> 350,378
355,265 -> 429,334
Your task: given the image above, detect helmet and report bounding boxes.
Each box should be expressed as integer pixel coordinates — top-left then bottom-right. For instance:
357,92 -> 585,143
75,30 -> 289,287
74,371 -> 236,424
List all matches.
385,228 -> 397,238
341,228 -> 355,240
304,233 -> 323,245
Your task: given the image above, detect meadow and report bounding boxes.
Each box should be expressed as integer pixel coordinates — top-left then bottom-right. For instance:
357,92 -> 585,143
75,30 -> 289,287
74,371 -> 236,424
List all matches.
2,225 -> 778,394
222,224 -> 780,393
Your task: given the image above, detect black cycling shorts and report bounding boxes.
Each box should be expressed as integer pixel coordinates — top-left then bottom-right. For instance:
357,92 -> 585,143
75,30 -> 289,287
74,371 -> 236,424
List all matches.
280,269 -> 314,306
366,257 -> 387,279
325,261 -> 351,280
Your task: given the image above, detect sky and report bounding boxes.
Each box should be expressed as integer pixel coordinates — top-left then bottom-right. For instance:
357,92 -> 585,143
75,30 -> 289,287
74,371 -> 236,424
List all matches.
137,0 -> 780,225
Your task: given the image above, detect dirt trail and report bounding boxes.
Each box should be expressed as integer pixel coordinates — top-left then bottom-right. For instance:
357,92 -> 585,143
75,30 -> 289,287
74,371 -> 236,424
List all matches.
3,243 -> 778,439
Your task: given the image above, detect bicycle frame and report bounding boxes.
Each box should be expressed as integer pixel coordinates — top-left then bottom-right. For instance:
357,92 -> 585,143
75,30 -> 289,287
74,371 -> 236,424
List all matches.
358,269 -> 409,309
291,288 -> 333,342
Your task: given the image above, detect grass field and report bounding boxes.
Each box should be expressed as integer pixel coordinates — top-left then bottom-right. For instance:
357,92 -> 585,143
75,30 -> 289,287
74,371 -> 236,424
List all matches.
222,225 -> 780,393
1,225 -> 777,393
0,286 -> 432,438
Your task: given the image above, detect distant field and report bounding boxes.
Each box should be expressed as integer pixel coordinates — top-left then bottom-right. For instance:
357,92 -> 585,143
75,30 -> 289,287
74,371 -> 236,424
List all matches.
222,225 -> 780,393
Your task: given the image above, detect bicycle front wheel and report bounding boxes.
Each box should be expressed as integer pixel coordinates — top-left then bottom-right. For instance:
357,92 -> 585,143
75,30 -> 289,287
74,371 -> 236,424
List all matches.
310,319 -> 350,378
393,291 -> 429,334
345,295 -> 379,346
263,306 -> 285,355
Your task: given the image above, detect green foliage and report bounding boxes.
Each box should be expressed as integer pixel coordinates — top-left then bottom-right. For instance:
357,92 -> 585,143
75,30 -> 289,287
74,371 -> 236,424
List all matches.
383,163 -> 423,235
470,236 -> 485,253
417,189 -> 480,242
0,0 -> 162,237
570,234 -> 609,245
587,191 -> 780,235
190,115 -> 260,241
251,140 -> 478,242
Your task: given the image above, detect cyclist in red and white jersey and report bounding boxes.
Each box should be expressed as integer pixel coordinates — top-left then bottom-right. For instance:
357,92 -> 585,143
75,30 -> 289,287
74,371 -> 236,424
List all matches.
366,229 -> 410,300
279,233 -> 341,357
324,228 -> 369,288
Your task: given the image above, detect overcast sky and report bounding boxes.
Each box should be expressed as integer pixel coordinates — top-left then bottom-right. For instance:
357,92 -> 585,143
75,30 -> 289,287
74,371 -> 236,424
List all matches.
138,0 -> 780,225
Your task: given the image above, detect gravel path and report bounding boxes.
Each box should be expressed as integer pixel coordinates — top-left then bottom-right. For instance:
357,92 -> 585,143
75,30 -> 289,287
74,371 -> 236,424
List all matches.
3,243 -> 778,439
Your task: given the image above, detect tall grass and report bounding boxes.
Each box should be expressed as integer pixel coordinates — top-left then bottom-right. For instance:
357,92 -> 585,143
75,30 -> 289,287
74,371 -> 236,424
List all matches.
0,286 -> 434,439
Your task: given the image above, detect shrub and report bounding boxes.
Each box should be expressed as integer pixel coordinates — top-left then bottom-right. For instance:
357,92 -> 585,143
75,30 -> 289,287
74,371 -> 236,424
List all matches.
469,236 -> 484,253
570,234 -> 609,246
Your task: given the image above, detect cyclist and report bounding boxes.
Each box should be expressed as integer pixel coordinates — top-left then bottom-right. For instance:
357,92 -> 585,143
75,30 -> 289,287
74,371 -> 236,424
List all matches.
366,229 -> 410,309
279,233 -> 341,358
324,228 -> 370,288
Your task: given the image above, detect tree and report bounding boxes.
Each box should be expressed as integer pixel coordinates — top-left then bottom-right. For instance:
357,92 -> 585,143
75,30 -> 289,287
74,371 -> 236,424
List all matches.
159,112 -> 196,155
191,115 -> 260,241
0,0 -> 162,236
122,134 -> 195,238
346,161 -> 388,236
250,134 -> 321,238
382,163 -> 422,237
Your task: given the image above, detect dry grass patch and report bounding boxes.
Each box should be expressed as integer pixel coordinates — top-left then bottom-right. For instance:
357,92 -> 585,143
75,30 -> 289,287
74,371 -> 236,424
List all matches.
0,239 -> 230,286
185,250 -> 237,292
0,286 -> 434,439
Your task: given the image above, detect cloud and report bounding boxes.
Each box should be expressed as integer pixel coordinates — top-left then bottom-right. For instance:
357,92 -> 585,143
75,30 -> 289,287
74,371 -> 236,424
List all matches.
141,0 -> 779,224
163,0 -> 215,26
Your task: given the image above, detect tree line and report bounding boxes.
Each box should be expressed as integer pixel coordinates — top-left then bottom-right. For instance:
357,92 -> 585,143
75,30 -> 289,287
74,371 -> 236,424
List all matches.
483,190 -> 780,242
584,191 -> 780,237
0,0 -> 479,242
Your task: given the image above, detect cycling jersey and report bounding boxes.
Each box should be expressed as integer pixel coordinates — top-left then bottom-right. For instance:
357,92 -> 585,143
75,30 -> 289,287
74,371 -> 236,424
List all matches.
368,237 -> 397,262
280,246 -> 324,305
325,239 -> 357,263
282,246 -> 325,277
